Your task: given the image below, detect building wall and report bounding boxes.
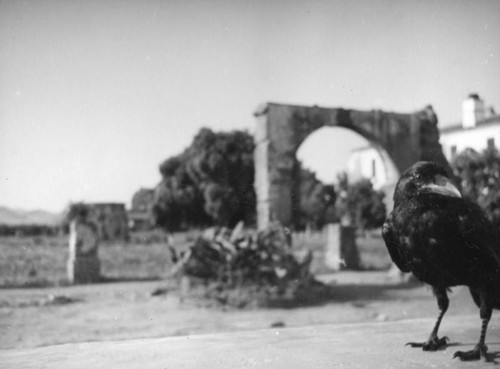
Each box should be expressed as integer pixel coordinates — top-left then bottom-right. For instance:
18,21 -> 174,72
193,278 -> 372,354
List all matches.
347,120 -> 500,190
347,145 -> 388,190
440,124 -> 500,161
347,95 -> 499,191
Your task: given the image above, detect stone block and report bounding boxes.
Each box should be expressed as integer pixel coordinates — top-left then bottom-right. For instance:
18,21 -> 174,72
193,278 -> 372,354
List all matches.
67,219 -> 101,284
324,223 -> 360,271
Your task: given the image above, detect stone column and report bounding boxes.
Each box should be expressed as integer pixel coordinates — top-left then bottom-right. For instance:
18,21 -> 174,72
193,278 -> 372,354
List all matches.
324,223 -> 360,271
67,219 -> 100,284
254,103 -> 299,230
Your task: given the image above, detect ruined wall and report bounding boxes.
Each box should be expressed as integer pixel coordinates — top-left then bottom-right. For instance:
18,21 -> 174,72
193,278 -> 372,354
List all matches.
254,103 -> 449,229
129,188 -> 155,231
86,203 -> 129,241
131,188 -> 155,213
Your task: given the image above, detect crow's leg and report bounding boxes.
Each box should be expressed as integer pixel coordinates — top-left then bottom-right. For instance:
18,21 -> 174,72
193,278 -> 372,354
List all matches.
454,291 -> 491,361
407,286 -> 449,351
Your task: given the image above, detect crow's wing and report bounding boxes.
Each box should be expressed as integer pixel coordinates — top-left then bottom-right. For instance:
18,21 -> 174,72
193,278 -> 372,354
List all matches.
382,217 -> 411,273
457,201 -> 500,281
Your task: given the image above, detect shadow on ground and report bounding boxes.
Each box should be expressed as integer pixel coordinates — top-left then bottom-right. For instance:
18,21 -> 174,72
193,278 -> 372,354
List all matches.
264,278 -> 424,309
100,275 -> 163,284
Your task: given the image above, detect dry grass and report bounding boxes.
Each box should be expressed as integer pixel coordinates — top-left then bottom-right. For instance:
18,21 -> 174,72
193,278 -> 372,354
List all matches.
356,232 -> 393,270
0,229 -> 390,288
292,229 -> 392,273
0,236 -> 68,287
2,229 -> 449,351
0,235 -> 176,287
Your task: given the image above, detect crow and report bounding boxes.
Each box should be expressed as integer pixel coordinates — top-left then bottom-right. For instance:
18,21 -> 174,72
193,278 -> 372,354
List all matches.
382,161 -> 500,361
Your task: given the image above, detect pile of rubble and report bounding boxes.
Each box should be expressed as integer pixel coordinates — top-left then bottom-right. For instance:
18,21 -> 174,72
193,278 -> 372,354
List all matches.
168,222 -> 330,308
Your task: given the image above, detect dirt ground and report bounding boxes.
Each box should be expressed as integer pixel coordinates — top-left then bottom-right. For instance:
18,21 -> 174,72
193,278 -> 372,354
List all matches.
0,271 -> 483,350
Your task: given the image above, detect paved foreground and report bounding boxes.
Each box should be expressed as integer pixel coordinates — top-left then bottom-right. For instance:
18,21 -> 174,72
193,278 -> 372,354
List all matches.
2,314 -> 499,368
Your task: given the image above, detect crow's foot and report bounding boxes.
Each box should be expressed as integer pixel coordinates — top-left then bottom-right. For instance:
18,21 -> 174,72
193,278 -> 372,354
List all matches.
406,336 -> 449,351
453,343 -> 488,361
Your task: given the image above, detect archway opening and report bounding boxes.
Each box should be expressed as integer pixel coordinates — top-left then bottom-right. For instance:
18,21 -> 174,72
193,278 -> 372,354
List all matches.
296,126 -> 399,206
254,102 -> 449,232
294,126 -> 399,271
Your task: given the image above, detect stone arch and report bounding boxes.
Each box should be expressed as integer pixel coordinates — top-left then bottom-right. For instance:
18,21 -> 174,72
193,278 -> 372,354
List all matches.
253,102 -> 450,229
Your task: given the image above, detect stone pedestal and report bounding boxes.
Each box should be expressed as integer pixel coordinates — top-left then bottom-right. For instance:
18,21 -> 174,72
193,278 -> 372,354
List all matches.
324,223 -> 360,271
67,220 -> 101,284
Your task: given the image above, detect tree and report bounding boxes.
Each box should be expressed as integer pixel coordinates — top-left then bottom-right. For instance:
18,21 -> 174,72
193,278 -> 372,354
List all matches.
153,153 -> 209,230
131,188 -> 155,212
336,173 -> 386,231
203,183 -> 236,227
154,127 -> 340,231
153,128 -> 255,230
186,128 -> 256,227
293,166 -> 336,230
452,147 -> 500,231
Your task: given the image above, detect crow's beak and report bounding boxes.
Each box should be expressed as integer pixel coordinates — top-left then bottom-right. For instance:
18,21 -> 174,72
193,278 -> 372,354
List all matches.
422,175 -> 461,198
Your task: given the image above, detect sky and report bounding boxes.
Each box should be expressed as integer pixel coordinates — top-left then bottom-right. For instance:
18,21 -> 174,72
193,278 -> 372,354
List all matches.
1,0 -> 499,212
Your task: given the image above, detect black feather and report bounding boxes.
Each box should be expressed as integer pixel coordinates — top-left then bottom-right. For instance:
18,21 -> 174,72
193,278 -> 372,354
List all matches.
382,161 -> 500,360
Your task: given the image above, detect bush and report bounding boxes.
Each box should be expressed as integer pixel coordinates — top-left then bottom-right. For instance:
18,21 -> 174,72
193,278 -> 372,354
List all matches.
452,147 -> 500,231
336,174 -> 386,231
170,222 -> 331,308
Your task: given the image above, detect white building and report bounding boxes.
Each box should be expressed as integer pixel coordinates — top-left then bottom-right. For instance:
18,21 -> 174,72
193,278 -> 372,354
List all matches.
440,94 -> 499,161
346,142 -> 400,211
347,144 -> 394,190
346,94 -> 499,189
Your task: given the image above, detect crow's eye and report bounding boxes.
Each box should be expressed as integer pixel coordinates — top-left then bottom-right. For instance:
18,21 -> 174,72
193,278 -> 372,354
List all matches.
413,173 -> 422,181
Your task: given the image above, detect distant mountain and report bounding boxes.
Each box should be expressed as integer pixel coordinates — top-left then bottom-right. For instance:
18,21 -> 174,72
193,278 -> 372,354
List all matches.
0,206 -> 62,226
